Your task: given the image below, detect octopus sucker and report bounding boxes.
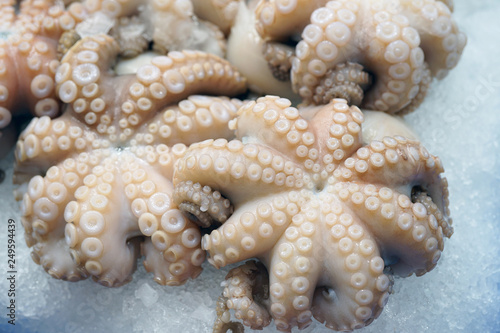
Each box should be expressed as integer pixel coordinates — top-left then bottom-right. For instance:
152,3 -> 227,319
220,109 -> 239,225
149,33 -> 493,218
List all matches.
290,0 -> 466,114
14,32 -> 248,286
172,96 -> 452,331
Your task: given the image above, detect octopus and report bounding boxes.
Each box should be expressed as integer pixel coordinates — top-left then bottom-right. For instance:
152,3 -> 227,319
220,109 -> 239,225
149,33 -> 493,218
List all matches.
252,0 -> 467,114
173,96 -> 453,331
0,0 -> 88,159
13,33 -> 247,287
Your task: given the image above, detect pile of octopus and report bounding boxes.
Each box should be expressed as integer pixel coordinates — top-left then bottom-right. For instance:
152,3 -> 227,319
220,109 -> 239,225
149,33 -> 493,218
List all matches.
1,0 -> 465,331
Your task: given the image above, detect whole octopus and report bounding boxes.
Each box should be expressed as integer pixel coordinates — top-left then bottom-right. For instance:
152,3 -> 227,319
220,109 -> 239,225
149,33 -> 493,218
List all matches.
5,0 -> 464,332
174,96 -> 452,331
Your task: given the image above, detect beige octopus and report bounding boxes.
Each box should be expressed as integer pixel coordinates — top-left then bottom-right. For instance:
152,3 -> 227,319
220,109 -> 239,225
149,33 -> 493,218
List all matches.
14,33 -> 246,286
173,96 -> 452,331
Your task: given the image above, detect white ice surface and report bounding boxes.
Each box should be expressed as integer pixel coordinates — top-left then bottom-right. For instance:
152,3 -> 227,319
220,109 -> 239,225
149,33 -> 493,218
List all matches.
1,1 -> 499,332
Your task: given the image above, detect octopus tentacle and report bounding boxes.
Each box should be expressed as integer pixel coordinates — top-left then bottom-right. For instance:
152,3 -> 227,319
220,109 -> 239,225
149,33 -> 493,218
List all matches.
233,96 -> 365,181
118,50 -> 246,138
174,138 -> 309,205
332,139 -> 452,276
337,137 -> 450,217
132,95 -> 244,146
313,62 -> 371,106
219,261 -> 271,330
291,0 -> 466,114
174,180 -> 233,228
56,34 -> 246,141
22,162 -> 88,281
14,115 -> 96,176
396,63 -> 432,115
401,0 -> 467,79
266,211 -> 320,331
201,193 -> 302,269
0,34 -> 60,119
311,210 -> 389,331
15,26 -> 248,285
0,0 -> 88,148
263,42 -> 294,81
63,149 -> 141,287
335,182 -> 448,277
0,0 -> 16,29
131,150 -> 205,286
55,34 -> 120,130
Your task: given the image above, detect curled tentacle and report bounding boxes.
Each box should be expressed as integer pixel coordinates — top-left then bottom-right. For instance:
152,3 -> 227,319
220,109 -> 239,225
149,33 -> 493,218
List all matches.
174,180 -> 233,228
0,0 -> 89,158
313,62 -> 371,106
213,295 -> 245,333
220,260 -> 272,330
263,42 -> 294,81
57,29 -> 81,60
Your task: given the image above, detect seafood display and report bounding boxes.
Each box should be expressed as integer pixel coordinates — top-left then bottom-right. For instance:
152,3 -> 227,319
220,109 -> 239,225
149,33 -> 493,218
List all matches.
2,0 -> 467,331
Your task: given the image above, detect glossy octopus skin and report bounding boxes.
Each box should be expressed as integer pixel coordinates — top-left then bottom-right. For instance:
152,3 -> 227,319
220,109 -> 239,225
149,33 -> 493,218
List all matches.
14,34 -> 246,287
254,0 -> 466,114
191,0 -> 240,35
173,96 -> 452,331
226,1 -> 299,100
0,0 -> 88,159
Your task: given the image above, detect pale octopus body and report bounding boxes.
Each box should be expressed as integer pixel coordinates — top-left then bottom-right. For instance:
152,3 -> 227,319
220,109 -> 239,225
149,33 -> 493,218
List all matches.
249,0 -> 466,113
173,96 -> 452,331
0,0 -> 88,158
14,34 -> 247,286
